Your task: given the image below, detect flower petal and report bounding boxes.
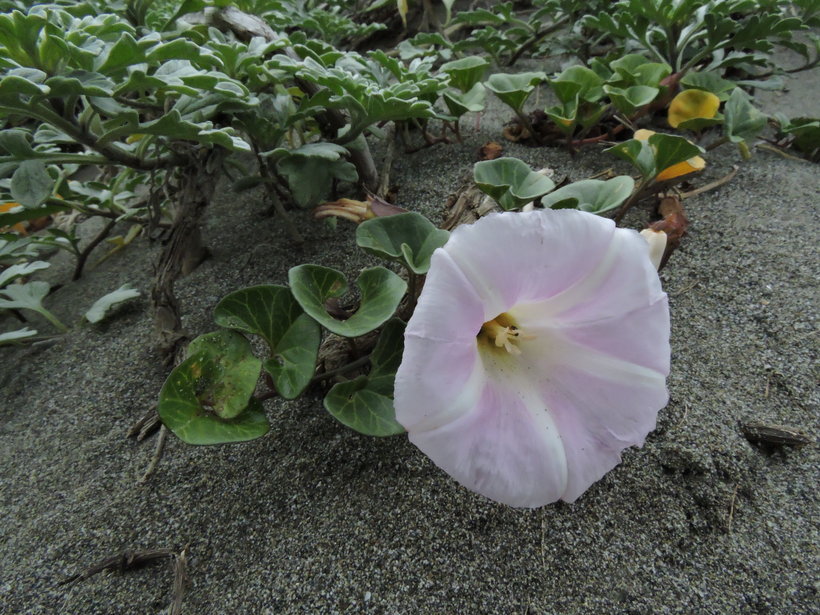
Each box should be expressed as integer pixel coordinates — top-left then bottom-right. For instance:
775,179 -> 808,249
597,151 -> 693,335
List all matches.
441,209 -> 618,317
407,367 -> 568,508
510,224 -> 664,325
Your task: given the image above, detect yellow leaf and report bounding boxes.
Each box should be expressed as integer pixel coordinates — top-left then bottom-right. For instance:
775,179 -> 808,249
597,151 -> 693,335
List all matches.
656,156 -> 705,181
667,89 -> 720,128
0,202 -> 27,234
126,133 -> 145,144
397,0 -> 408,26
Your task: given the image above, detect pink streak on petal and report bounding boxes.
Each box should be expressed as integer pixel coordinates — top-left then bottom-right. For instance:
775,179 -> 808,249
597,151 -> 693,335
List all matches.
538,361 -> 669,502
406,249 -> 486,342
510,226 -> 663,325
442,209 -> 617,313
556,228 -> 664,323
396,248 -> 487,433
543,296 -> 671,375
408,379 -> 568,508
394,337 -> 482,433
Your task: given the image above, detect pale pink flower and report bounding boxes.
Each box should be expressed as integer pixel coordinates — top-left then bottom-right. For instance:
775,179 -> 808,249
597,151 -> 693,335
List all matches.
394,209 -> 670,508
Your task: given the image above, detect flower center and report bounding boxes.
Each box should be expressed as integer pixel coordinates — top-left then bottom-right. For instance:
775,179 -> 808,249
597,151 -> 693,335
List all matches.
478,313 -> 528,356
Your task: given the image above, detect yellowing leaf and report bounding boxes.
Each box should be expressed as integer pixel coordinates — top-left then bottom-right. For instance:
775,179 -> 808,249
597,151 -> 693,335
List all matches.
668,89 -> 720,128
0,202 -> 27,234
397,0 -> 409,26
656,156 -> 705,181
632,130 -> 706,181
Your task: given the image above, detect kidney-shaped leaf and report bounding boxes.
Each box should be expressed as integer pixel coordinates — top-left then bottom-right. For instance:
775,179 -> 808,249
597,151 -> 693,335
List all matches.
485,71 -> 545,111
356,212 -> 450,274
540,176 -> 635,214
213,285 -> 320,399
158,355 -> 268,446
605,84 -> 659,116
323,319 -> 406,436
474,158 -> 555,210
288,265 -> 406,337
440,56 -> 490,93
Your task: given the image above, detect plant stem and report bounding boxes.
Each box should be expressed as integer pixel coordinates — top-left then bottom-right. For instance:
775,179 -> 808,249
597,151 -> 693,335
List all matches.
705,135 -> 730,151
255,153 -> 303,243
38,307 -> 68,333
310,354 -> 371,384
506,16 -> 570,66
514,108 -> 539,144
72,218 -> 117,280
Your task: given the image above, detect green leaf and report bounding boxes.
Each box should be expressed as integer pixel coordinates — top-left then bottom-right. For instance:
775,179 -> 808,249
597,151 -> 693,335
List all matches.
551,65 -> 605,103
213,285 -> 320,399
605,138 -> 656,180
356,212 -> 450,275
485,71 -> 545,111
275,143 -> 358,208
540,176 -> 635,214
182,330 -> 262,420
473,158 -> 555,210
0,129 -> 35,157
442,82 -> 486,117
604,85 -> 659,116
84,285 -> 140,323
608,133 -> 703,182
0,260 -> 49,288
649,132 -> 704,176
680,71 -> 736,100
44,71 -> 115,97
440,56 -> 490,92
158,357 -> 269,446
0,327 -> 38,345
288,265 -> 406,337
323,319 -> 406,436
723,88 -> 766,144
10,160 -> 53,208
0,280 -> 66,332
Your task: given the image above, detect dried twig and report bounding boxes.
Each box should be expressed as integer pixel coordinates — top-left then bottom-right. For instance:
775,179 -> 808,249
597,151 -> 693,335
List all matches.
741,422 -> 813,448
127,404 -> 161,441
679,165 -> 739,199
60,546 -> 190,615
726,485 -> 739,534
139,425 -> 169,484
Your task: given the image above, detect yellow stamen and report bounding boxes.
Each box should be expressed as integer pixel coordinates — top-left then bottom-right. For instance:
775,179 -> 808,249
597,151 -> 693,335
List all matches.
478,313 -> 530,356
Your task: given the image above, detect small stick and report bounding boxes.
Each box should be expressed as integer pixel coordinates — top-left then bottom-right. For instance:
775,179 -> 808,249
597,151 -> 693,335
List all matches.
755,143 -> 810,162
139,425 -> 168,483
310,354 -> 371,384
59,548 -> 176,585
127,405 -> 161,441
59,546 -> 189,615
679,165 -> 738,199
727,484 -> 739,534
741,422 -> 812,448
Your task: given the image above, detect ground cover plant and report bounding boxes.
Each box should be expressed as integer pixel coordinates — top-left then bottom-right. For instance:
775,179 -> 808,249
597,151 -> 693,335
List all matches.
1,1 -> 817,611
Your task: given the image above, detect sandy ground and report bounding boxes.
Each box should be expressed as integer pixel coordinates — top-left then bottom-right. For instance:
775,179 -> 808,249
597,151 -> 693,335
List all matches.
0,51 -> 818,614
